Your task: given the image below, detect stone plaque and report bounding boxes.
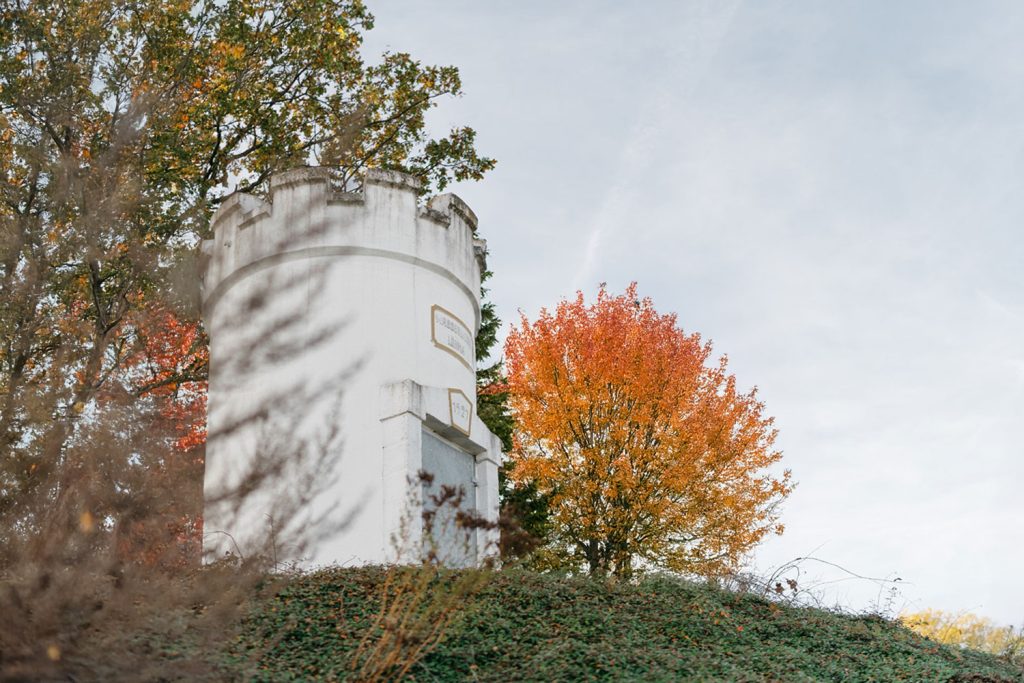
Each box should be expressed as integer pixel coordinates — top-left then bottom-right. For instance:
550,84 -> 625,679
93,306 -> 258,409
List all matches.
431,304 -> 473,370
448,388 -> 472,436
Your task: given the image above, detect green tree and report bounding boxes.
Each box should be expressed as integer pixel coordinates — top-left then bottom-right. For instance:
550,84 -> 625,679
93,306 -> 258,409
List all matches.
0,0 -> 494,558
473,270 -> 554,564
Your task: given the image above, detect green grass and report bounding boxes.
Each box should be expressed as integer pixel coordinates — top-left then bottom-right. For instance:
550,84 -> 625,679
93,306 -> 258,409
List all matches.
226,567 -> 1024,682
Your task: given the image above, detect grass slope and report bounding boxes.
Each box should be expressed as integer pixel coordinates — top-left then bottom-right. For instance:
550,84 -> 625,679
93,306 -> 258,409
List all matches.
229,567 -> 1024,682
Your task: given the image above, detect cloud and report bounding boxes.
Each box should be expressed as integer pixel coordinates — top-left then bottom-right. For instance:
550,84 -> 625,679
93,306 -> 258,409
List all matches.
366,0 -> 1024,624
573,0 -> 741,291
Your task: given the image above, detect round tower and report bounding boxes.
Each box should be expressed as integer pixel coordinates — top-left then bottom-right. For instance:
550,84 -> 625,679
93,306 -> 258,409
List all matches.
200,167 -> 502,566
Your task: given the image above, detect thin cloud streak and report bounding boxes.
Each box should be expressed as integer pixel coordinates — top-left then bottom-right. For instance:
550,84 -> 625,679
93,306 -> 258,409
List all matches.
366,0 -> 1024,624
573,1 -> 740,291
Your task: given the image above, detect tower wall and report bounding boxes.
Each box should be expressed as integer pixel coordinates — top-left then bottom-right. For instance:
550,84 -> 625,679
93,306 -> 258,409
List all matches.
200,167 -> 501,566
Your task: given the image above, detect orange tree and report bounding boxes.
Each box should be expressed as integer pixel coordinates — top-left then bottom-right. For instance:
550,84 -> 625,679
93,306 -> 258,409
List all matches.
504,284 -> 793,578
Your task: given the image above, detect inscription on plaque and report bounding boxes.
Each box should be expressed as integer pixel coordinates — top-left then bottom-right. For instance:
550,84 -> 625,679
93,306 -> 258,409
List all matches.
431,305 -> 474,370
448,388 -> 473,436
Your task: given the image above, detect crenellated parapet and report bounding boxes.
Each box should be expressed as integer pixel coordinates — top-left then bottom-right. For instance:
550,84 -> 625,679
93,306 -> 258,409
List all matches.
201,165 -> 502,568
200,167 -> 488,329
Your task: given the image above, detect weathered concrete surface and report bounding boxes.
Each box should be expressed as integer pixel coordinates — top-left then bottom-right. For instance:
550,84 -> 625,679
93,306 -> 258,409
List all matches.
201,167 -> 501,566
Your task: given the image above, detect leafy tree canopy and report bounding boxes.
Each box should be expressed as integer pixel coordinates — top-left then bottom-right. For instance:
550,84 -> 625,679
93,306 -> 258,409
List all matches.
0,0 -> 495,559
504,284 -> 793,578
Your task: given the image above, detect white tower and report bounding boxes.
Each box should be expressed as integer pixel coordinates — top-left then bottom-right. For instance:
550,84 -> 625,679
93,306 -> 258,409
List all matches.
200,167 -> 502,566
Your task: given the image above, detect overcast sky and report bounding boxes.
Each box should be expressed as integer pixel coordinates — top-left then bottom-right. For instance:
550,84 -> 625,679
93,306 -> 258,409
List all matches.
364,0 -> 1024,625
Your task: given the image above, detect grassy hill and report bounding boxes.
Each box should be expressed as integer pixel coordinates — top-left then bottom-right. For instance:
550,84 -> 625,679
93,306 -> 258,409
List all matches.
225,567 -> 1023,682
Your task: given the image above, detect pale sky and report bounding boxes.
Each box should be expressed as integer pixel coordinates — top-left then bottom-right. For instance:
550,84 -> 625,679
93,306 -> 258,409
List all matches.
364,1 -> 1024,625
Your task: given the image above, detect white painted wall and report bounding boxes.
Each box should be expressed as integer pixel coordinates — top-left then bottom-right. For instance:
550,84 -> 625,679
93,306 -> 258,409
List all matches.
201,168 -> 501,566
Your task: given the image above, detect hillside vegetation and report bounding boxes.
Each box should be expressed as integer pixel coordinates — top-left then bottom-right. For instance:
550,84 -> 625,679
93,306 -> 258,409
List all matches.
223,567 -> 1024,682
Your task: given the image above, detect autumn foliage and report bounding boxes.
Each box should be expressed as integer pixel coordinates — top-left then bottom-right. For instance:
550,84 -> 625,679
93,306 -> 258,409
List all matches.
130,304 -> 208,453
504,284 -> 792,578
0,0 -> 493,570
112,304 -> 209,566
901,609 -> 1024,664
0,0 -> 497,677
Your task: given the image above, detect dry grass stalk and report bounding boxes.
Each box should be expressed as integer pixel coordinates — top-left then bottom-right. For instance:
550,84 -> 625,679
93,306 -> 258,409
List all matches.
344,472 -> 498,682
